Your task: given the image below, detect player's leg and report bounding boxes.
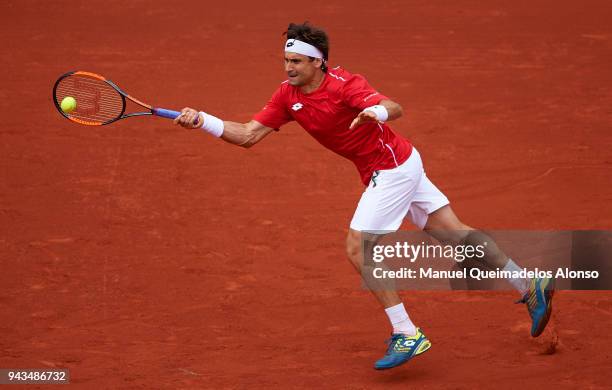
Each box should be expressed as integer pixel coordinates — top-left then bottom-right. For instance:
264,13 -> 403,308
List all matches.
400,162 -> 525,287
346,228 -> 401,308
346,228 -> 431,370
408,169 -> 554,337
348,149 -> 431,369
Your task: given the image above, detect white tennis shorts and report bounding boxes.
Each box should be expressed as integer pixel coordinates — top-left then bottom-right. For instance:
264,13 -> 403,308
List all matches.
350,148 -> 449,232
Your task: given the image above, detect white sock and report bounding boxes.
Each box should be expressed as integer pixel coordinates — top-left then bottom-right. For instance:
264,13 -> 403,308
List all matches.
503,259 -> 529,295
384,303 -> 417,336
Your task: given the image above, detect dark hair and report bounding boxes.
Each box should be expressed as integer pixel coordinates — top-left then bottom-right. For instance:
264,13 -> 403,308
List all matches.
284,22 -> 329,73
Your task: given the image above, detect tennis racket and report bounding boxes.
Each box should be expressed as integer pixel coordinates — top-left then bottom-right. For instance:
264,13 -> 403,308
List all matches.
53,71 -> 196,126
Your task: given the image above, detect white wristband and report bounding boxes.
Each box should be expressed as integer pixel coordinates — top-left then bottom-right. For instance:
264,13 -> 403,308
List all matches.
364,105 -> 388,122
199,111 -> 224,138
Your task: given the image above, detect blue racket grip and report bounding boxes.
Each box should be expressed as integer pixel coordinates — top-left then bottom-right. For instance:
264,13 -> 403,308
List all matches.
153,108 -> 200,125
152,108 -> 181,119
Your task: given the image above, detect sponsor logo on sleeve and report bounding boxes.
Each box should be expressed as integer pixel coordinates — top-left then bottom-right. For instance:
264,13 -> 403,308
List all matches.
363,92 -> 380,102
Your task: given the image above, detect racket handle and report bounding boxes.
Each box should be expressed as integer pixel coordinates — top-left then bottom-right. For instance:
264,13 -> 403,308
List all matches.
152,108 -> 181,119
153,108 -> 200,125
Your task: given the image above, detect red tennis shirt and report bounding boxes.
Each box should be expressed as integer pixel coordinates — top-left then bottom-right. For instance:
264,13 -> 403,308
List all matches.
253,66 -> 413,186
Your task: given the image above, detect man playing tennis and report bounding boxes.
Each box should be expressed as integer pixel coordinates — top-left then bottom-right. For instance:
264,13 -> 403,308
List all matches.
174,22 -> 554,370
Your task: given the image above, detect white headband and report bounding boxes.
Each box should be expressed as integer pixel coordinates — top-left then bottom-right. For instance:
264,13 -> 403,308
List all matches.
284,39 -> 323,59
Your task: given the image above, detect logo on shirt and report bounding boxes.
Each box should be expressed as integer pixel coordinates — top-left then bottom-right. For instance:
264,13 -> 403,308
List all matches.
291,102 -> 303,111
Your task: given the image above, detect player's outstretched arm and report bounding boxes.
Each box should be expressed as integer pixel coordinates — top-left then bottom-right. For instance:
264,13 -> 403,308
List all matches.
174,108 -> 274,148
221,120 -> 275,148
349,99 -> 403,130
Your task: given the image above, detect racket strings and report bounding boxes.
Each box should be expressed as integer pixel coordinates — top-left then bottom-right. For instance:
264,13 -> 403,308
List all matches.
55,75 -> 124,123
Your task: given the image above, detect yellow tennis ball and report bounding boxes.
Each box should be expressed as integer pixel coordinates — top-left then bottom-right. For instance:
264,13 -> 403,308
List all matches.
60,96 -> 77,114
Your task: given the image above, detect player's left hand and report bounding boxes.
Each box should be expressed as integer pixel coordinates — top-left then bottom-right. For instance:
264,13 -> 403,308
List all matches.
349,110 -> 378,130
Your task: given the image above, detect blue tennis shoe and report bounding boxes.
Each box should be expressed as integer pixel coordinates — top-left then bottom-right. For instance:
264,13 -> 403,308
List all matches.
516,277 -> 555,337
374,328 -> 431,370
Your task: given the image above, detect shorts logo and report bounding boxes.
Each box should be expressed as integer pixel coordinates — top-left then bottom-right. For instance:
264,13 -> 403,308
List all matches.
292,102 -> 303,111
371,170 -> 380,187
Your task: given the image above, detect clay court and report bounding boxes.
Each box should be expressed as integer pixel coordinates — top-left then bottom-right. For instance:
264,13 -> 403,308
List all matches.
1,0 -> 611,388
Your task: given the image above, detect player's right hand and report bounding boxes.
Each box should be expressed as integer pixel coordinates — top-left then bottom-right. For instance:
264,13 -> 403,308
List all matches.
174,107 -> 203,129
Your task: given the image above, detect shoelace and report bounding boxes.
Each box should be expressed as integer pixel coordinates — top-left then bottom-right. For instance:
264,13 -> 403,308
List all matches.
515,291 -> 536,317
515,294 -> 528,304
384,334 -> 405,355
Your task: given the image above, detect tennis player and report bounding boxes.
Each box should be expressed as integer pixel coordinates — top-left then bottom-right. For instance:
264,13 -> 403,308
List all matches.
174,22 -> 554,370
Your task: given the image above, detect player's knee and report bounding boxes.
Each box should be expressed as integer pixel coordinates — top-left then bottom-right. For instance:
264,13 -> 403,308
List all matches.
346,231 -> 362,266
346,237 -> 360,261
426,228 -> 471,246
424,205 -> 473,242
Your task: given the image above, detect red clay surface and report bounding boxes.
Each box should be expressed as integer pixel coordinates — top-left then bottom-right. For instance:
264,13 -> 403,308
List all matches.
1,1 -> 612,388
